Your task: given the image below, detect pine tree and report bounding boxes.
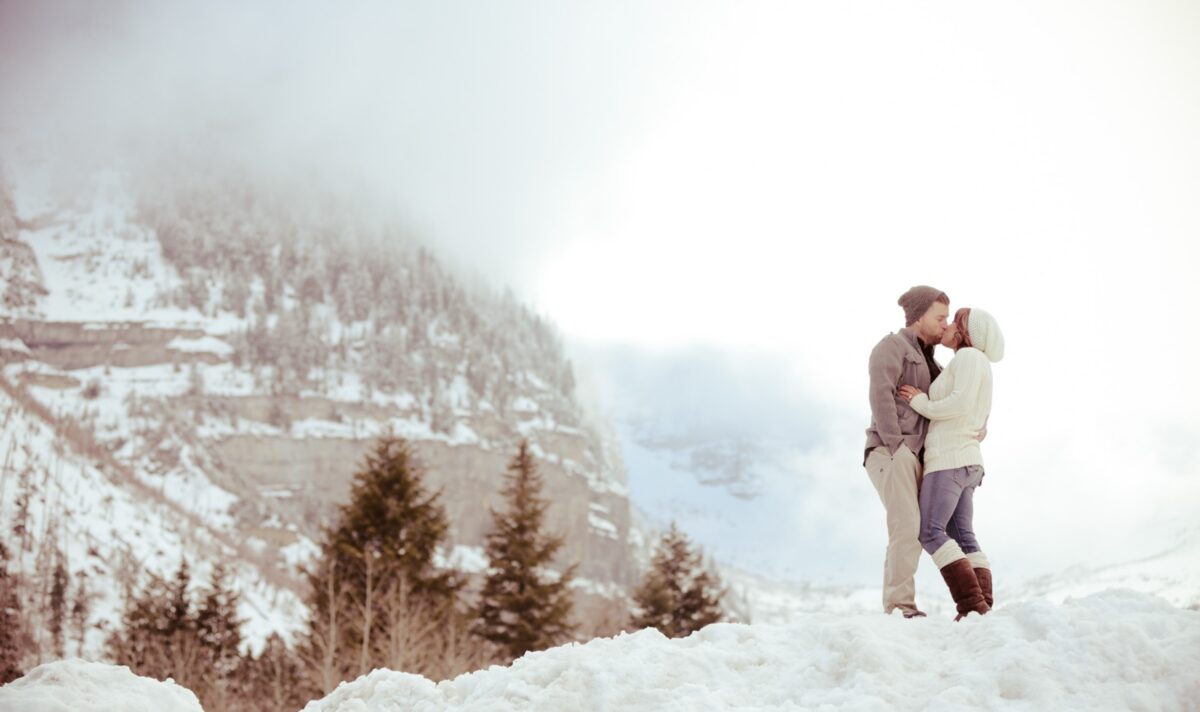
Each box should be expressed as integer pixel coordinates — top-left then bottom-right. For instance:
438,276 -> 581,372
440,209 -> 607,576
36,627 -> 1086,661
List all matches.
0,542 -> 32,684
474,441 -> 577,661
631,522 -> 725,638
196,563 -> 244,680
48,552 -> 69,658
241,633 -> 307,712
108,560 -> 252,708
107,559 -> 204,689
70,571 -> 93,657
301,435 -> 461,684
165,559 -> 195,636
107,572 -> 171,675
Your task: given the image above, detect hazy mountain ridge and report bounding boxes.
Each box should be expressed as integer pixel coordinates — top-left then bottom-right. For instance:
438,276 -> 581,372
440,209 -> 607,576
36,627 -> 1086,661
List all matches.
0,161 -> 638,658
136,172 -> 583,429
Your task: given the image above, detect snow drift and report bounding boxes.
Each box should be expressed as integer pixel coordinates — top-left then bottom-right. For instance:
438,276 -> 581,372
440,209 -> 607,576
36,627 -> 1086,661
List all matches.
304,590 -> 1200,712
1,591 -> 1195,711
0,659 -> 203,712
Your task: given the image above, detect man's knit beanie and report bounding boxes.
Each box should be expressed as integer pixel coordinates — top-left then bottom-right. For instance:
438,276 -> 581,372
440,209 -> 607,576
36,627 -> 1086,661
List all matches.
898,285 -> 948,325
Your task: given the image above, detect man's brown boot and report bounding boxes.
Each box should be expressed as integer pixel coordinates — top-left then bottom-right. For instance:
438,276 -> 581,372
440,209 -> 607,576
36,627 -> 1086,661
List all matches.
939,558 -> 990,621
974,567 -> 993,609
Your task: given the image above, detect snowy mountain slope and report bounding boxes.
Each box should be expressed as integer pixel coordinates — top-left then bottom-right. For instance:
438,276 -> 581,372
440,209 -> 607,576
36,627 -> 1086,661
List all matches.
0,380 -> 307,658
0,159 -> 640,654
1014,521 -> 1200,610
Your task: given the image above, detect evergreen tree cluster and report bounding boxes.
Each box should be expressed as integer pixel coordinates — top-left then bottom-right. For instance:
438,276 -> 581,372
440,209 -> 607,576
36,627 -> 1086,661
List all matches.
135,177 -> 579,431
106,560 -> 307,712
300,435 -> 579,695
4,430 -> 725,706
630,522 -> 726,639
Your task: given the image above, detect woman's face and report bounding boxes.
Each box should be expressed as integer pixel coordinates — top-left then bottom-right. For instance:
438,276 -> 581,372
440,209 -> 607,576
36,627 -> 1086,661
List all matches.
941,322 -> 963,349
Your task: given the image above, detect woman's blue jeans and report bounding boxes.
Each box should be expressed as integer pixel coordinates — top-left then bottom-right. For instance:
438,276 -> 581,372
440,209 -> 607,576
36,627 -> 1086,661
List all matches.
918,465 -> 985,555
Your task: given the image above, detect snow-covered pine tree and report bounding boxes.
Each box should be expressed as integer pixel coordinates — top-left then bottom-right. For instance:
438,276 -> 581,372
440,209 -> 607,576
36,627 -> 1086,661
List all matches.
630,522 -> 726,638
301,435 -> 461,683
474,441 -> 577,661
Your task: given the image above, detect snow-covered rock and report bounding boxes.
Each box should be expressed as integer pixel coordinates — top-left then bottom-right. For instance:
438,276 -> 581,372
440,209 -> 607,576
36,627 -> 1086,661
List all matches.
302,590 -> 1200,712
0,659 -> 203,712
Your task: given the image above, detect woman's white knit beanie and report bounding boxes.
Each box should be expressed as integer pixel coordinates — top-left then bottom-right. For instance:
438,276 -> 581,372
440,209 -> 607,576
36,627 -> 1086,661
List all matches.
967,308 -> 1005,363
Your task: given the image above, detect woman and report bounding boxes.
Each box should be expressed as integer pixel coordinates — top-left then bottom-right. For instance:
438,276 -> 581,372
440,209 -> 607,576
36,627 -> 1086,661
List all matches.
898,307 -> 1004,621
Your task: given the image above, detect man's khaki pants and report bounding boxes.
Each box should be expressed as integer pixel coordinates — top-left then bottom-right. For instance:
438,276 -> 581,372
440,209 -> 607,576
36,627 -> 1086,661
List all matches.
865,444 -> 924,615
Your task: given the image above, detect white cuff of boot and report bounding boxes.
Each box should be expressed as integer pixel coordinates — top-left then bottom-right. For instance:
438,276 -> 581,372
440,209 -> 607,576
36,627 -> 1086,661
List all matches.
966,551 -> 991,570
932,540 -> 966,569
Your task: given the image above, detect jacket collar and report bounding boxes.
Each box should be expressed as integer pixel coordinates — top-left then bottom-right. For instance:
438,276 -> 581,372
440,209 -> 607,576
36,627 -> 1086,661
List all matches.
899,327 -> 926,351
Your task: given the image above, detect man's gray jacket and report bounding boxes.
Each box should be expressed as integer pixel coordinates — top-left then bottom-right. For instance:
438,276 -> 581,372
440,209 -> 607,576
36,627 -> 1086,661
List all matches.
864,329 -> 940,463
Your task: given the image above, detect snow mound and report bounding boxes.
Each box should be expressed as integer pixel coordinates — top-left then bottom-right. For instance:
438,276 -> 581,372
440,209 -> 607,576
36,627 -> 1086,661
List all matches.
0,659 -> 203,712
304,590 -> 1200,711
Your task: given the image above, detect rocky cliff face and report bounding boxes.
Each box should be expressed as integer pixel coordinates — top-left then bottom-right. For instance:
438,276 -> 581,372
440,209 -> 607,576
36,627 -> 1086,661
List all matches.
0,164 -> 637,646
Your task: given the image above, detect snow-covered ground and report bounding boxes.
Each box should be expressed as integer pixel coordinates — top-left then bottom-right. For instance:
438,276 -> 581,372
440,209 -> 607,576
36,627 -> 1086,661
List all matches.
297,589 -> 1198,711
722,567 -> 904,623
5,590 -> 1196,711
0,659 -> 203,712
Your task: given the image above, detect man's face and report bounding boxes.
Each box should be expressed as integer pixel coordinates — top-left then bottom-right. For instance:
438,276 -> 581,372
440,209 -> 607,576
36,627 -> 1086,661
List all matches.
915,302 -> 949,345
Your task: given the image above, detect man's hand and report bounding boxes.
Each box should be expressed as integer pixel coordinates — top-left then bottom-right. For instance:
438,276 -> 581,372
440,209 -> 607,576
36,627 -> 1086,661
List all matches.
975,426 -> 988,442
897,385 -> 923,403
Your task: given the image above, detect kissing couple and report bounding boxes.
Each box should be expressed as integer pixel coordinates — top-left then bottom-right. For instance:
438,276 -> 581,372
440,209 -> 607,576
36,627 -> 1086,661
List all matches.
863,285 -> 1004,621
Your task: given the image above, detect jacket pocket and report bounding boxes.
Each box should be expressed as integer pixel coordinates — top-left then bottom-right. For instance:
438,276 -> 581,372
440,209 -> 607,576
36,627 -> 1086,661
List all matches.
902,351 -> 929,390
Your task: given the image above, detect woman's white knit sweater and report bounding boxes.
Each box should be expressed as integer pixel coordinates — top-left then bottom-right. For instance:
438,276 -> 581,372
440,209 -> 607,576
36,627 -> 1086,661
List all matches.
909,346 -> 992,474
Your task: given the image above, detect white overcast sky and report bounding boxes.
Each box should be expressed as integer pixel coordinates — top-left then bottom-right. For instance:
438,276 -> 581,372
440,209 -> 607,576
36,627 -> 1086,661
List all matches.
3,0 -> 1198,582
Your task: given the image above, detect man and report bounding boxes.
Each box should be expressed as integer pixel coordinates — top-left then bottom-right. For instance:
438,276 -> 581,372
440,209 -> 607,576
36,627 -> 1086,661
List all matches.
863,285 -> 949,618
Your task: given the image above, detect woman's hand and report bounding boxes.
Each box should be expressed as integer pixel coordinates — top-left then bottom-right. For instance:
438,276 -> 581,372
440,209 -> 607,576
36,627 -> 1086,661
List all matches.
897,385 -> 924,403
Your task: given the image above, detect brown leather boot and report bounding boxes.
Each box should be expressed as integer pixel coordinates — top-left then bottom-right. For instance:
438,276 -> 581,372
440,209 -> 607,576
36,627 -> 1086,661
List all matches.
974,567 -> 993,608
939,559 -> 990,621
